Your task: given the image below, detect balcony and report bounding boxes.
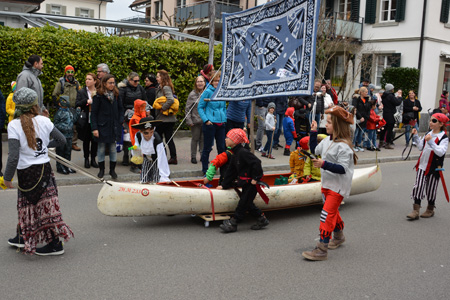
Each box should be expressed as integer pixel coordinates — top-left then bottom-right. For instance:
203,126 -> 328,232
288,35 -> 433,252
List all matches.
175,1 -> 241,24
321,12 -> 364,42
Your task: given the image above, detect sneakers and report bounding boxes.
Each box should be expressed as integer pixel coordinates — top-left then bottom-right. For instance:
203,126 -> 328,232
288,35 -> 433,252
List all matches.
250,214 -> 269,230
302,242 -> 328,261
353,147 -> 359,152
267,155 -> 275,159
257,147 -> 264,152
35,240 -> 64,256
8,234 -> 25,248
357,146 -> 364,152
219,218 -> 237,233
261,152 -> 267,157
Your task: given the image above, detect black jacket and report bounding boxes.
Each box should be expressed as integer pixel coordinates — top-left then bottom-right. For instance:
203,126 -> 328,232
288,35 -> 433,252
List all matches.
91,93 -> 124,144
402,98 -> 422,123
382,92 -> 403,124
119,80 -> 147,110
300,93 -> 324,114
221,144 -> 263,190
353,96 -> 371,127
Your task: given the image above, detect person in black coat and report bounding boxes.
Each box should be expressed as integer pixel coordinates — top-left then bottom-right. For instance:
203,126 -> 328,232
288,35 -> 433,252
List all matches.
380,84 -> 403,149
91,74 -> 124,179
402,90 -> 422,145
352,86 -> 371,150
75,73 -> 99,169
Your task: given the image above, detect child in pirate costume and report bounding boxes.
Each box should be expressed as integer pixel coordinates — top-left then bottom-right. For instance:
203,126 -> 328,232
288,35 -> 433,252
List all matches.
131,117 -> 170,183
407,113 -> 449,220
217,129 -> 269,233
302,106 -> 357,261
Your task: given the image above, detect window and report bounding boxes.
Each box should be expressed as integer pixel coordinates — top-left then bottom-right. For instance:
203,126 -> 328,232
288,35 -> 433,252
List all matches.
375,54 -> 400,86
79,8 -> 90,18
177,0 -> 186,8
51,5 -> 61,15
338,0 -> 352,20
443,64 -> 450,93
154,1 -> 163,20
380,0 -> 396,22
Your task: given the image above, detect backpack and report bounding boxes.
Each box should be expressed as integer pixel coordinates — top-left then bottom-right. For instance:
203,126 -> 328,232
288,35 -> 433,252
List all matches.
59,77 -> 80,95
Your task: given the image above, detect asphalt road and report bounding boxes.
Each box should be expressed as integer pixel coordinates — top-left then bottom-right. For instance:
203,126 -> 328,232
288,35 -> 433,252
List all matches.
1,161 -> 450,300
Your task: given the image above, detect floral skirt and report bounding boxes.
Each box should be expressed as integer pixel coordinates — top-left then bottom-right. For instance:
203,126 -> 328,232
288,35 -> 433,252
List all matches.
17,163 -> 73,255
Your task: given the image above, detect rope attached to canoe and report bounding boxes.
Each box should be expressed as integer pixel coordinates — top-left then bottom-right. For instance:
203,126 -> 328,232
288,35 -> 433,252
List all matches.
199,184 -> 215,221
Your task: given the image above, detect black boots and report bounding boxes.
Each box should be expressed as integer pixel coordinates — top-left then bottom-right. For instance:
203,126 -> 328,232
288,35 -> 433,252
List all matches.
91,157 -> 99,168
251,214 -> 270,230
98,161 -> 105,178
220,218 -> 238,233
84,158 -> 90,168
284,147 -> 290,156
109,161 -> 118,180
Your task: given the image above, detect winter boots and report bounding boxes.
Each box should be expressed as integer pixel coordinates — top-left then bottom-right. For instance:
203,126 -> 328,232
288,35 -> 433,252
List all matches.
98,161 -> 105,178
406,204 -> 421,220
220,218 -> 237,233
420,205 -> 435,218
283,147 -> 290,156
109,161 -> 118,180
328,231 -> 345,250
302,242 -> 328,261
251,214 -> 270,230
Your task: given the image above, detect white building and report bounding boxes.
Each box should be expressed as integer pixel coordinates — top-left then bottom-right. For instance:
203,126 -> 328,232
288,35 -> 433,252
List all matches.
0,0 -> 44,28
326,0 -> 450,111
36,0 -> 112,32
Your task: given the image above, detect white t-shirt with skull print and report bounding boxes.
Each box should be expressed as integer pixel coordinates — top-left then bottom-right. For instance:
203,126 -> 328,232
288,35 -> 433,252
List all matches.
7,115 -> 54,169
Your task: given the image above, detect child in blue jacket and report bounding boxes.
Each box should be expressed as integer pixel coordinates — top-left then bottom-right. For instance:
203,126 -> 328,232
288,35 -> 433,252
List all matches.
282,107 -> 298,156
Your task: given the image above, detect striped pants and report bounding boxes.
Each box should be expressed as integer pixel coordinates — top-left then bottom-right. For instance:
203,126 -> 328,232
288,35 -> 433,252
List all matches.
411,168 -> 440,206
141,156 -> 160,184
319,188 -> 345,243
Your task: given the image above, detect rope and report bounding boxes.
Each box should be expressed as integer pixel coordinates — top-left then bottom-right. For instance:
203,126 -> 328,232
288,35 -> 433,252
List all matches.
199,184 -> 215,221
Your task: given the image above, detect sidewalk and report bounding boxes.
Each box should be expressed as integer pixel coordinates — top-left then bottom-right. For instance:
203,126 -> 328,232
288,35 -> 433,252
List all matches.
1,131 -> 445,186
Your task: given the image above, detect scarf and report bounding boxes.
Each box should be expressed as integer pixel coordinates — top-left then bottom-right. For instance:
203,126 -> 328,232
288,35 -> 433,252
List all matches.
105,91 -> 115,103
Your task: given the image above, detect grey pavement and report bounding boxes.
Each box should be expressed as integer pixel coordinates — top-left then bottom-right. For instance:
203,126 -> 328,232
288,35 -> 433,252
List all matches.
2,130 -> 449,186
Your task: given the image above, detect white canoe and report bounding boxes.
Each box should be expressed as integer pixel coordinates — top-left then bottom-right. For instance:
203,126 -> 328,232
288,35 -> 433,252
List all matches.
97,165 -> 382,217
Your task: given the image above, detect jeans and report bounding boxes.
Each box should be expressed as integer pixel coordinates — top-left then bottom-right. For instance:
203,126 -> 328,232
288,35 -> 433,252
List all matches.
156,122 -> 177,159
190,124 -> 203,159
255,106 -> 267,149
367,129 -> 377,149
201,123 -> 226,174
273,114 -> 284,146
98,142 -> 117,163
404,122 -> 419,143
263,130 -> 274,155
353,126 -> 364,146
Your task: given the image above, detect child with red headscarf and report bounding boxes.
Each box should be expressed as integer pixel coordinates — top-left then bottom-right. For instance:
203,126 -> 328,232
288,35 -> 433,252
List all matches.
282,107 -> 298,156
407,113 -> 449,220
217,129 -> 269,233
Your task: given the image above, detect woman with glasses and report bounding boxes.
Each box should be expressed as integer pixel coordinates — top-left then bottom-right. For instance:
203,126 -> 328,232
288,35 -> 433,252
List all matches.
185,75 -> 206,164
154,70 -> 178,165
91,74 -> 124,179
198,71 -> 227,175
118,72 -> 147,169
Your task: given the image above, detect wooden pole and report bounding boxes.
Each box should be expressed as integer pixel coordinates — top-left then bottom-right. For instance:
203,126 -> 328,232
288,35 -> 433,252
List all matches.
208,0 -> 216,65
249,100 -> 255,154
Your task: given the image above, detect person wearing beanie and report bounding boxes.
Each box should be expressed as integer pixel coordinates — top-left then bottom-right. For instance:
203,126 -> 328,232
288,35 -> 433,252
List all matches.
282,107 -> 298,156
3,87 -> 73,255
261,102 -> 276,158
407,113 -> 449,220
15,55 -> 47,116
217,128 -> 269,233
52,64 -> 82,151
53,96 -> 81,175
380,83 -> 402,149
200,64 -> 214,84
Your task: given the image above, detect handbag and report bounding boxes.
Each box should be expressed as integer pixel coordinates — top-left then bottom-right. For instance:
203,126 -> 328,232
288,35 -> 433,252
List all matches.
402,112 -> 415,123
77,111 -> 88,128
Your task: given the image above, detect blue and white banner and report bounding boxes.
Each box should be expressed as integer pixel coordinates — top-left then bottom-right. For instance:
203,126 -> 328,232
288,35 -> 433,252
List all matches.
211,0 -> 321,101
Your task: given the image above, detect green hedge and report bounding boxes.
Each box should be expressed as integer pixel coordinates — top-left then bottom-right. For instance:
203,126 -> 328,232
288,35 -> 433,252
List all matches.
0,25 -> 222,128
380,67 -> 420,94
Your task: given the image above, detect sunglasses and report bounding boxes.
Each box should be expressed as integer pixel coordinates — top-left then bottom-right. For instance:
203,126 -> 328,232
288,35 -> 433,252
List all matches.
431,119 -> 439,123
132,80 -> 139,83
66,70 -> 74,74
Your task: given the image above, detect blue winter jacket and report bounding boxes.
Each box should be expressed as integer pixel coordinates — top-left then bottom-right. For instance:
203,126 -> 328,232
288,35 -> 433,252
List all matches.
283,117 -> 296,145
227,100 -> 251,123
197,85 -> 227,124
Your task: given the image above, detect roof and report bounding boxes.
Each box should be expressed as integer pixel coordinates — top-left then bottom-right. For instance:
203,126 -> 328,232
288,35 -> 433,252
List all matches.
0,0 -> 45,4
129,0 -> 150,8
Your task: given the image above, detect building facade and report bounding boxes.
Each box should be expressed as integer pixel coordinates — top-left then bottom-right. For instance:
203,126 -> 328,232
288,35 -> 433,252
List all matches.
0,0 -> 44,28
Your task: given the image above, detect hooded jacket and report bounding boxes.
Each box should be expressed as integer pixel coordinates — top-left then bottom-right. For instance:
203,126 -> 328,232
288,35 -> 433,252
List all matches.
119,80 -> 147,110
381,92 -> 403,124
198,84 -> 227,124
129,99 -> 148,145
15,65 -> 44,109
52,76 -> 80,108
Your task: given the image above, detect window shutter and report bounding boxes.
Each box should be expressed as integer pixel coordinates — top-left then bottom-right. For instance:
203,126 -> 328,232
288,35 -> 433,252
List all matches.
89,9 -> 95,18
61,6 -> 67,16
350,0 -> 360,22
360,54 -> 373,82
441,0 -> 450,23
391,53 -> 401,67
325,0 -> 334,17
46,4 -> 51,14
75,8 -> 80,17
395,0 -> 406,22
365,0 -> 376,24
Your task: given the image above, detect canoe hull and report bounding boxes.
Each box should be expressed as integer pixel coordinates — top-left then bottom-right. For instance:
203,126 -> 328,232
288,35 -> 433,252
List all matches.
97,165 -> 382,217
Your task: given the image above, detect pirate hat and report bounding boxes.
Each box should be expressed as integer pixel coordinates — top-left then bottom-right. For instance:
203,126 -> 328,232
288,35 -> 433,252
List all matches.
131,116 -> 162,130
